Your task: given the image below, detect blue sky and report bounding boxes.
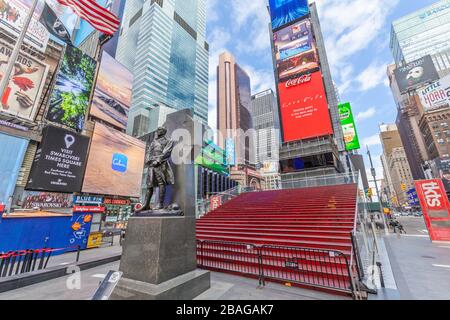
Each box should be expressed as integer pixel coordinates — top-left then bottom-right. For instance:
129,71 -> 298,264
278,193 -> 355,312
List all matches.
206,0 -> 438,189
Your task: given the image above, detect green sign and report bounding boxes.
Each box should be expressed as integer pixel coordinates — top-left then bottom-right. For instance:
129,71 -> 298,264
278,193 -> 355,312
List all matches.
338,102 -> 361,151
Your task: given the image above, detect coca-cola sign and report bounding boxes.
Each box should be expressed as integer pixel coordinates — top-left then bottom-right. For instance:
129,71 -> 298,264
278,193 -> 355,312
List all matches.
285,74 -> 312,88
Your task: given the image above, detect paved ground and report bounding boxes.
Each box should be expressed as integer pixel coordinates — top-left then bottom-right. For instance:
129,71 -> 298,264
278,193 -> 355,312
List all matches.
382,217 -> 450,300
0,262 -> 349,300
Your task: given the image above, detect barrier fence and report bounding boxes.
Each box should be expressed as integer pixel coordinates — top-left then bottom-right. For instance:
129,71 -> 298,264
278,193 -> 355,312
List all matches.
0,246 -> 80,278
196,240 -> 357,298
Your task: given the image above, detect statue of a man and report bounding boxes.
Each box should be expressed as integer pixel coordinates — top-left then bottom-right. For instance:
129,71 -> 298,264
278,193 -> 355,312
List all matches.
141,127 -> 175,211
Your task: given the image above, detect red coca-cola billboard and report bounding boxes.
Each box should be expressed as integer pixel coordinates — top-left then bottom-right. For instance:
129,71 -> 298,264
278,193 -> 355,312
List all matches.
278,72 -> 334,142
415,179 -> 450,242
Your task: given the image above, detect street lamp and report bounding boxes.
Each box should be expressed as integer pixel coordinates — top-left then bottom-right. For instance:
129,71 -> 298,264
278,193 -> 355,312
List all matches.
367,146 -> 389,235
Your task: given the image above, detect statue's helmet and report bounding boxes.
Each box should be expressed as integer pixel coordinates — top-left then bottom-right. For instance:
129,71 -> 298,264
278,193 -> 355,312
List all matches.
157,127 -> 167,135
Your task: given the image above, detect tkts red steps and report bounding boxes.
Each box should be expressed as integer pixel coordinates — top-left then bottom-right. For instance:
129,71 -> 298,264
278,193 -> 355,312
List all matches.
196,184 -> 358,296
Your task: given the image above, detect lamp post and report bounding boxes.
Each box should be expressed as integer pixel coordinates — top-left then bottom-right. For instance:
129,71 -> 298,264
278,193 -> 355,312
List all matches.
367,146 -> 389,235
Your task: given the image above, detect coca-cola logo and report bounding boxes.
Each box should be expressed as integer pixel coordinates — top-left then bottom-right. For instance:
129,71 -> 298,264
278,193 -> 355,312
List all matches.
285,74 -> 312,88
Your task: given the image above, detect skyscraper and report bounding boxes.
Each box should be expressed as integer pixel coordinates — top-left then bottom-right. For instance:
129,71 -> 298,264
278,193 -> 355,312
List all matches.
216,52 -> 262,188
116,0 -> 209,137
390,0 -> 450,65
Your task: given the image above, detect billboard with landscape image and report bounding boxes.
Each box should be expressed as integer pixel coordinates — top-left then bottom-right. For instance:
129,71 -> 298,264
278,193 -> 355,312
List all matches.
90,52 -> 133,131
46,45 -> 97,130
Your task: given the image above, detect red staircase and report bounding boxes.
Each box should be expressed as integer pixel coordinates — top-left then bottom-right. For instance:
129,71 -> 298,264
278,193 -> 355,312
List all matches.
196,184 -> 359,296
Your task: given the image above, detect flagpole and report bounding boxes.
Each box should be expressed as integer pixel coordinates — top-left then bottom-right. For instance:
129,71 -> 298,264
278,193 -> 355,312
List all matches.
0,0 -> 40,99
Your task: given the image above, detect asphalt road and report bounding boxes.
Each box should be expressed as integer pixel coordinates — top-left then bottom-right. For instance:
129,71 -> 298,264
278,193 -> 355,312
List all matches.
396,216 -> 429,235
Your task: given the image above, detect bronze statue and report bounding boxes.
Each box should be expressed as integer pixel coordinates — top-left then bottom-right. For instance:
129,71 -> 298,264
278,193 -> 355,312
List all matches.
141,126 -> 175,211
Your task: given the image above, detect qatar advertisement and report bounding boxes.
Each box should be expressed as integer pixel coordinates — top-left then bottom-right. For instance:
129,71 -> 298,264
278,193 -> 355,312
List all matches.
46,45 -> 97,130
91,52 -> 133,131
415,179 -> 450,242
0,39 -> 49,121
82,122 -> 145,198
269,0 -> 309,30
278,72 -> 333,142
274,19 -> 314,61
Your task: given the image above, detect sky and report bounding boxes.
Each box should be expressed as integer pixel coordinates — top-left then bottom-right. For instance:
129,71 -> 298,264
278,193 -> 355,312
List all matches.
206,0 -> 439,194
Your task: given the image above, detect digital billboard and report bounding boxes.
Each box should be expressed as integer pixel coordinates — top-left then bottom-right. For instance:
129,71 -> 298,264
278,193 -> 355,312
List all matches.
21,191 -> 73,209
338,102 -> 361,151
415,179 -> 450,242
274,19 -> 314,61
0,0 -> 49,53
26,126 -> 90,193
277,45 -> 319,81
417,74 -> 450,112
0,39 -> 49,121
82,122 -> 145,198
394,55 -> 440,94
90,52 -> 133,131
278,72 -> 333,142
46,45 -> 97,130
269,0 -> 309,30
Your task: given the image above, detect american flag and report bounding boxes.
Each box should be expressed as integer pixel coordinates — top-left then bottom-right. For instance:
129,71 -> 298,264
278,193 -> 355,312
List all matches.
56,0 -> 120,35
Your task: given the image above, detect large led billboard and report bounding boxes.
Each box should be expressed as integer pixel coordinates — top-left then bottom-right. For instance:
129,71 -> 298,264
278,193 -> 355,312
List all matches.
46,45 -> 97,130
338,102 -> 361,151
0,39 -> 49,121
274,19 -> 314,61
394,55 -> 440,94
82,123 -> 145,198
26,126 -> 90,193
90,52 -> 133,131
269,0 -> 309,30
277,45 -> 319,81
278,72 -> 333,142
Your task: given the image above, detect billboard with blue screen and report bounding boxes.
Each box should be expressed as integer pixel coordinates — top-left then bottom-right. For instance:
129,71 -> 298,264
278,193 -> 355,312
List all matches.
269,0 -> 309,30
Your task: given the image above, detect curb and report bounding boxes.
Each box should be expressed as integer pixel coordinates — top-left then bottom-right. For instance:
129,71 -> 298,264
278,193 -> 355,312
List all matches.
0,254 -> 121,293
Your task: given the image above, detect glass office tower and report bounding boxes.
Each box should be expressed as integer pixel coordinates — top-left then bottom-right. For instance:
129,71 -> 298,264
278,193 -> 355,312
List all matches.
116,0 -> 209,137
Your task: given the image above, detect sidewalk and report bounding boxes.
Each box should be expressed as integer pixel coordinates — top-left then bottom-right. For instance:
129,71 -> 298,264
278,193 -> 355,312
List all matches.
46,240 -> 122,268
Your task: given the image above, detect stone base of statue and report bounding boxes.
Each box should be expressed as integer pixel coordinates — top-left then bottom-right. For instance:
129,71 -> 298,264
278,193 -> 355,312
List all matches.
110,217 -> 210,300
134,208 -> 184,218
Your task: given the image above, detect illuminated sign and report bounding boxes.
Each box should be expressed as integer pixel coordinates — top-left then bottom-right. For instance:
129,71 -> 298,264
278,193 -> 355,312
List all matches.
269,0 -> 310,30
338,102 -> 361,151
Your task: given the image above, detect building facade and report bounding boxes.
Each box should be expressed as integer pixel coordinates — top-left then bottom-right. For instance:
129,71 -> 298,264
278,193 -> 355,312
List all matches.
390,0 -> 450,65
116,0 -> 209,137
274,2 -> 346,185
380,124 -> 415,207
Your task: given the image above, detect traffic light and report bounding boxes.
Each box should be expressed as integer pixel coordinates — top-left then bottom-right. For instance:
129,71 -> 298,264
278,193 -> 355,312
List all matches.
401,183 -> 407,192
367,188 -> 373,198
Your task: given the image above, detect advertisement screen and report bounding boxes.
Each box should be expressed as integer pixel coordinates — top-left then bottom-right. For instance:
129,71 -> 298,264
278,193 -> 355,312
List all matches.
269,0 -> 309,30
0,40 -> 49,121
90,52 -> 133,131
46,45 -> 97,130
418,74 -> 450,112
278,72 -> 333,142
21,191 -> 73,209
82,123 -> 146,198
26,126 -> 90,193
338,102 -> 361,151
274,19 -> 314,61
415,179 -> 450,242
394,55 -> 440,94
277,45 -> 319,80
0,0 -> 49,52
225,138 -> 236,166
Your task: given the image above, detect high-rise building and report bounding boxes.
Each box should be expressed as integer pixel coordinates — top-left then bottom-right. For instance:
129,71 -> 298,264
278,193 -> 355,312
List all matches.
270,2 -> 346,184
250,89 -> 281,190
390,0 -> 450,65
216,52 -> 262,188
380,124 -> 415,207
116,0 -> 209,137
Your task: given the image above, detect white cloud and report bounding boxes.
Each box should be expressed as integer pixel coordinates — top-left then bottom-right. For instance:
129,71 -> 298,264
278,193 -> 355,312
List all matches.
362,134 -> 382,147
357,107 -> 376,122
356,61 -> 389,92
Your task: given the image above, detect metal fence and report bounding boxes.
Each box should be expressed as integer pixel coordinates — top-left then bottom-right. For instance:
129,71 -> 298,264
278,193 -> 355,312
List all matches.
197,240 -> 356,298
0,249 -> 53,278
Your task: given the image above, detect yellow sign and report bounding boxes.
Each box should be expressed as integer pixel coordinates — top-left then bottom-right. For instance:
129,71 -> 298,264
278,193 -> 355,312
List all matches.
401,183 -> 407,192
87,232 -> 103,249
